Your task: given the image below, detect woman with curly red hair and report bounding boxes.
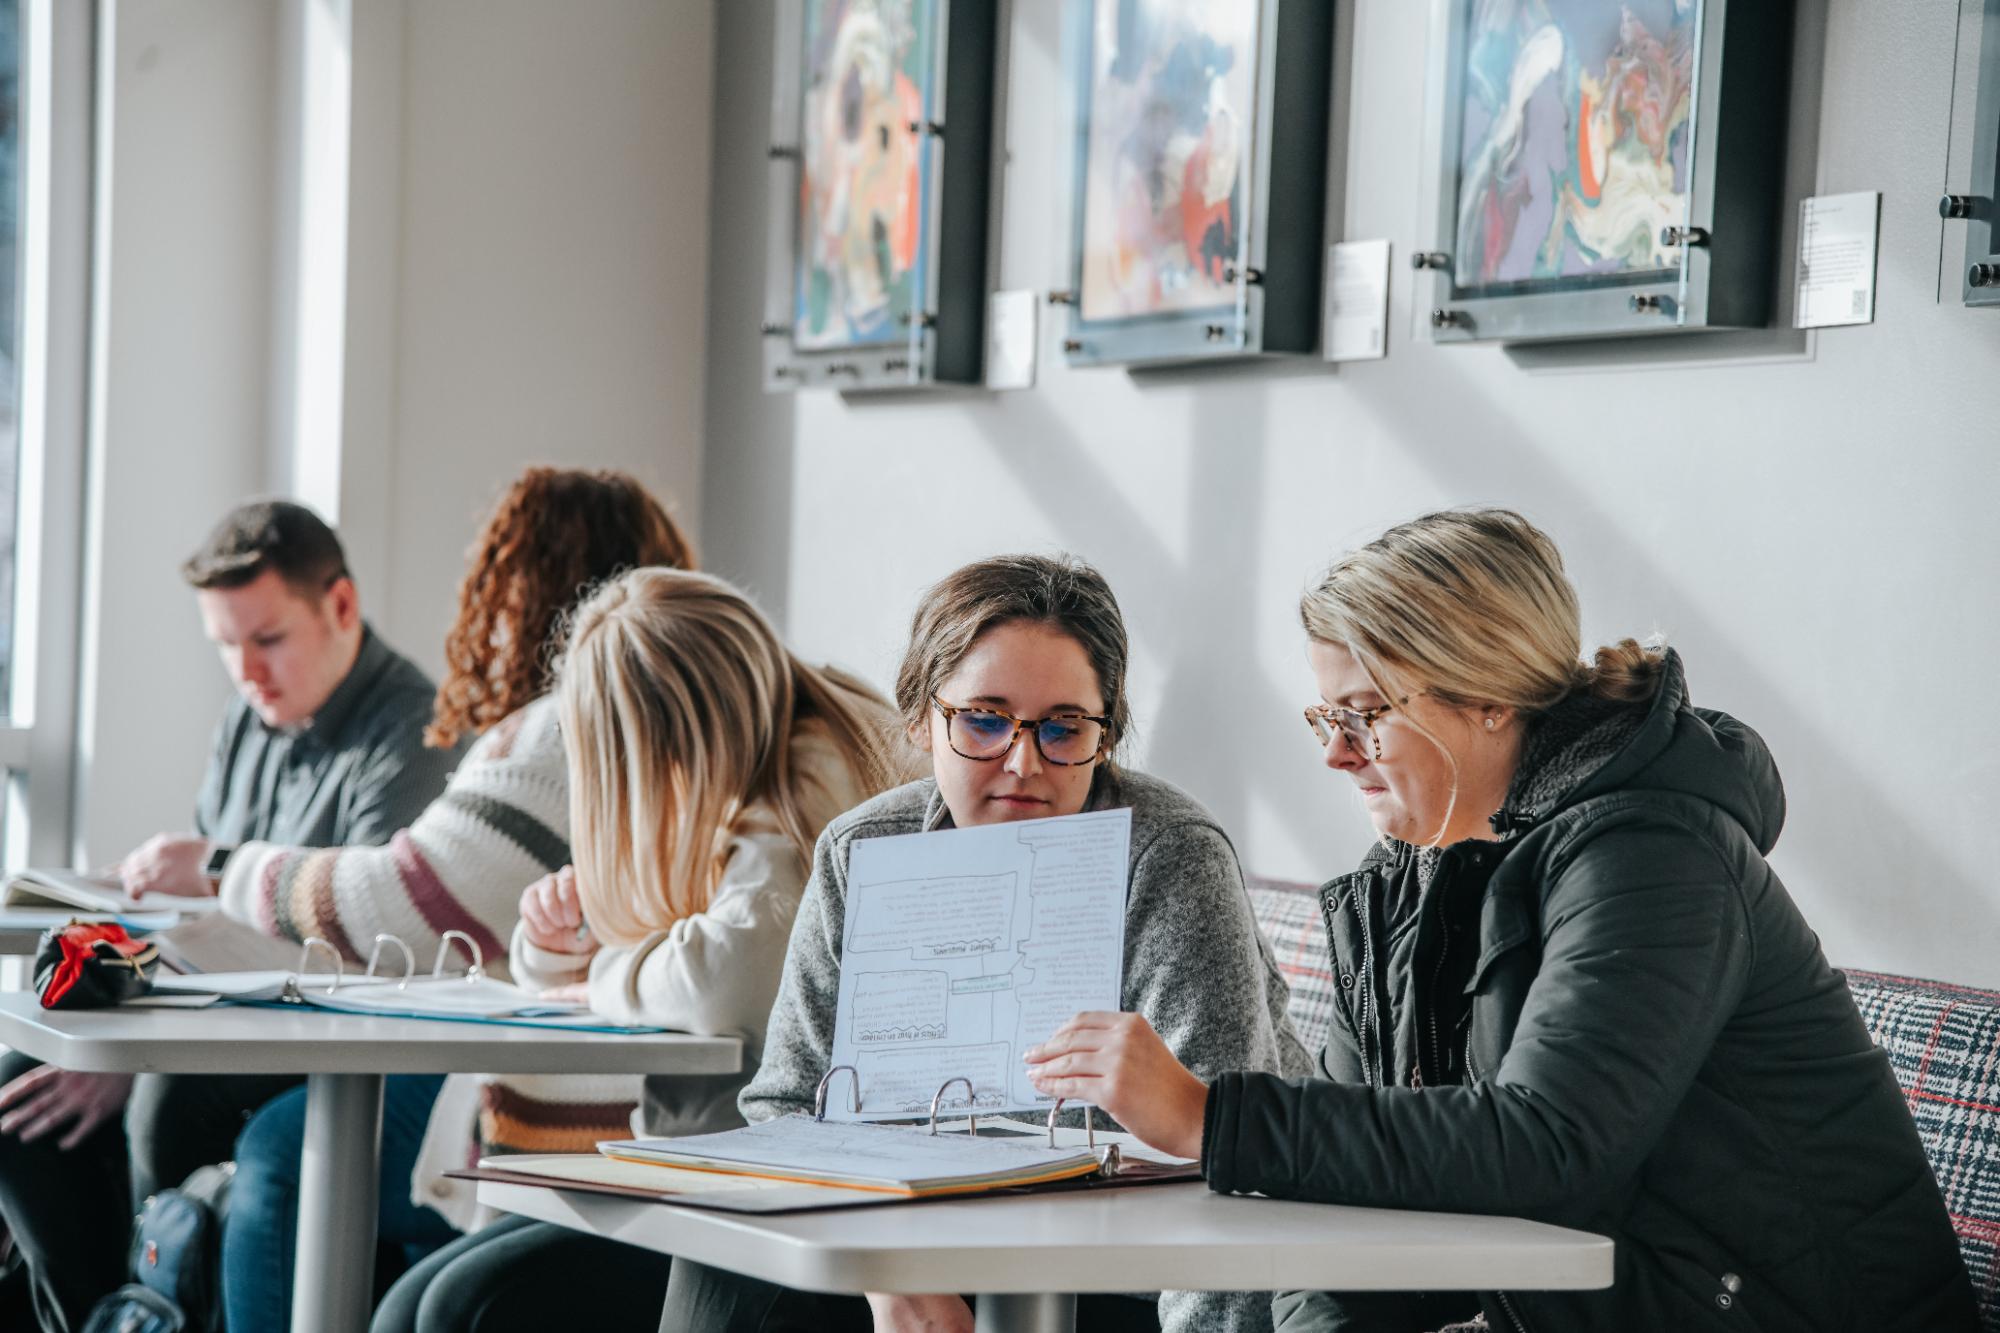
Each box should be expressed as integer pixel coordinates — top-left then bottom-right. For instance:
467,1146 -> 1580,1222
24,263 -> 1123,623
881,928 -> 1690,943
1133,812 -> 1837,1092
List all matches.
216,467 -> 695,1332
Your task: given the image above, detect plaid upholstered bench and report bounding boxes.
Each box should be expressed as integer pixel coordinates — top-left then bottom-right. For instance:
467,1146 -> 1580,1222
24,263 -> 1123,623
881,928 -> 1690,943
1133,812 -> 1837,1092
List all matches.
1846,971 -> 2000,1328
1245,879 -> 2000,1329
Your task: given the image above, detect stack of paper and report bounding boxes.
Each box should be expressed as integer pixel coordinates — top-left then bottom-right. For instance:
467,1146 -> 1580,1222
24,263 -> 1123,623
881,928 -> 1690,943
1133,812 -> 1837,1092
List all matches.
600,1114 -> 1109,1196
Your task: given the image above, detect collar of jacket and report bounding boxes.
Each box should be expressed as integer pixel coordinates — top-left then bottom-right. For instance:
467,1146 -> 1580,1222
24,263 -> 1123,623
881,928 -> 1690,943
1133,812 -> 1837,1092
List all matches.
1485,648 -> 1689,837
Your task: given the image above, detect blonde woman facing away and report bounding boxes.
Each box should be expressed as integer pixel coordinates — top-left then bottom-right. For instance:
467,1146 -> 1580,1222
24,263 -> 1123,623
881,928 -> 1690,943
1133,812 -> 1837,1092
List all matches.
218,467 -> 697,1333
371,568 -> 903,1333
660,553 -> 1311,1333
1025,510 -> 1977,1333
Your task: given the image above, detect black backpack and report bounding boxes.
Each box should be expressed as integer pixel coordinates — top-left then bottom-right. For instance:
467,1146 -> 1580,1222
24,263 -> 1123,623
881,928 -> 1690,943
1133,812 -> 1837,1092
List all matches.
82,1161 -> 234,1333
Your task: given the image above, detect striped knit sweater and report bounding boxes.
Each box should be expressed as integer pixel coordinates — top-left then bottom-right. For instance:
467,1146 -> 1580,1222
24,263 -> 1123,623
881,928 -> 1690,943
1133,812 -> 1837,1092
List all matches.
217,695 -> 570,979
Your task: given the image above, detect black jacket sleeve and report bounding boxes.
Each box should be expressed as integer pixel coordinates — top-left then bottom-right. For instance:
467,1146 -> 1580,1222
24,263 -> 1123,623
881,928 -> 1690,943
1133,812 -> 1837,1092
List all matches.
1203,806 -> 1754,1217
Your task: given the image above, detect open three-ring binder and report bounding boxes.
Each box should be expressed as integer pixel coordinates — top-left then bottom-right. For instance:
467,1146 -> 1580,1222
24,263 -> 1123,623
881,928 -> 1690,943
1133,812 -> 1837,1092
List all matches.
146,930 -> 666,1033
455,1063 -> 1199,1215
448,1076 -> 1198,1215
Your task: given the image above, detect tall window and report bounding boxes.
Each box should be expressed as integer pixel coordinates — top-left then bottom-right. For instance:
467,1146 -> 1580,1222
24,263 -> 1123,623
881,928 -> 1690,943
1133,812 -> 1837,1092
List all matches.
0,0 -> 91,870
0,0 -> 20,719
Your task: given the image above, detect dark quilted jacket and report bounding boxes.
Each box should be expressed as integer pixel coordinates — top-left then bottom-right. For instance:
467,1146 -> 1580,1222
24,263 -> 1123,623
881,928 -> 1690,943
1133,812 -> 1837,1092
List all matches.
1202,651 -> 1977,1333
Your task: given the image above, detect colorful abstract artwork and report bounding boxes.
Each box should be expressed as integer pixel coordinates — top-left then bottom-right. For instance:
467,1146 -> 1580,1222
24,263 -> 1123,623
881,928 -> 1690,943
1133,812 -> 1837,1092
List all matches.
1077,0 -> 1257,322
794,0 -> 933,351
1453,0 -> 1695,291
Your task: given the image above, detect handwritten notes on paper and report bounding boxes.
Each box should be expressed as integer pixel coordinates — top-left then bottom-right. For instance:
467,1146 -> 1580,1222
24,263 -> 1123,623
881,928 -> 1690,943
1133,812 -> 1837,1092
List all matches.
829,808 -> 1132,1121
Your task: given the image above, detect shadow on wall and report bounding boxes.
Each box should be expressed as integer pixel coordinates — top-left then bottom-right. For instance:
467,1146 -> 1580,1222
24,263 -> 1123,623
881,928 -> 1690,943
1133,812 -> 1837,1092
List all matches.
961,385 -> 1313,857
1332,361 -> 1973,968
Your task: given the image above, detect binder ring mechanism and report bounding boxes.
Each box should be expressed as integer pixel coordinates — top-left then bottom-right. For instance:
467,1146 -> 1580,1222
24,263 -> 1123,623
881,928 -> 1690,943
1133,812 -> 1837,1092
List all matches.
433,930 -> 485,984
280,938 -> 343,1003
929,1077 -> 979,1137
814,1065 -> 859,1122
365,935 -> 415,989
1046,1100 -> 1118,1171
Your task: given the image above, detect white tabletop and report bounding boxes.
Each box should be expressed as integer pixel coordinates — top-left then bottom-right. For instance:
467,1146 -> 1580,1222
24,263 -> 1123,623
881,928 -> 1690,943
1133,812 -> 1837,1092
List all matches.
477,1179 -> 1615,1296
0,992 -> 742,1076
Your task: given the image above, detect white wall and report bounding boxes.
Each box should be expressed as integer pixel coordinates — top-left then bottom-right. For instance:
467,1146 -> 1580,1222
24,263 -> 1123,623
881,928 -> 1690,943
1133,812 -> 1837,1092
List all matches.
702,2 -> 2000,984
75,0 -> 716,861
370,0 -> 714,676
76,0 -> 277,862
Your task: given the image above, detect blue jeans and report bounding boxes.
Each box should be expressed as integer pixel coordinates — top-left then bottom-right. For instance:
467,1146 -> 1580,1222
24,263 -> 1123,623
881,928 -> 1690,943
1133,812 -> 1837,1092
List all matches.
222,1073 -> 459,1332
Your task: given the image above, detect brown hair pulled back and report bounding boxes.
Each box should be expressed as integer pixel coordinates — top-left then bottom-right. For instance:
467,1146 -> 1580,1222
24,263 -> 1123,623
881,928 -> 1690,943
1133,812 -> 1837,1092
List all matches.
893,553 -> 1133,757
425,467 -> 696,748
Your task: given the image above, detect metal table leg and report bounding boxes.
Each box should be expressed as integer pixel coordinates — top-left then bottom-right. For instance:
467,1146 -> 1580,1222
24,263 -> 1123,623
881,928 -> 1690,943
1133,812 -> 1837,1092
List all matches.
292,1071 -> 385,1333
975,1293 -> 1076,1333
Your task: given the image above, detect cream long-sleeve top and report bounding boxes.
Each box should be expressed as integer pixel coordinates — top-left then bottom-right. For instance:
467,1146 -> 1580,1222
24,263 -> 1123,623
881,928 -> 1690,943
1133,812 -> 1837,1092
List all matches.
410,724 -> 871,1229
508,814 -> 812,1139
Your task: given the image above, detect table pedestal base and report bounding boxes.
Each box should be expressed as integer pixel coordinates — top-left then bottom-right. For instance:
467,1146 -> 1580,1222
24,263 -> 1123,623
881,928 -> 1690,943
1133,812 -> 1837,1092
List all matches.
975,1292 -> 1076,1333
292,1071 -> 385,1333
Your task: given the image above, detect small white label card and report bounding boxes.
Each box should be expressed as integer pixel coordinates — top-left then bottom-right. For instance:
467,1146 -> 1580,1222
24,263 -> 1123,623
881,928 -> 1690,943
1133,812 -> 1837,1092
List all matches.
1322,238 -> 1392,361
1794,191 -> 1881,329
985,289 -> 1038,390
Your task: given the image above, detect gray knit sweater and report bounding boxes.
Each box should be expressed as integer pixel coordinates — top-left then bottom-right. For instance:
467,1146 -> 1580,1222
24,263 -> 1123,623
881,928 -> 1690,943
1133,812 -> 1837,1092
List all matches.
743,768 -> 1312,1333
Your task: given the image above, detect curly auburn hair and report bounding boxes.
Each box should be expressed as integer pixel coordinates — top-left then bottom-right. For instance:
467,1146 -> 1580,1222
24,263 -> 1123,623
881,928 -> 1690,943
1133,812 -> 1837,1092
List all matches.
424,467 -> 696,748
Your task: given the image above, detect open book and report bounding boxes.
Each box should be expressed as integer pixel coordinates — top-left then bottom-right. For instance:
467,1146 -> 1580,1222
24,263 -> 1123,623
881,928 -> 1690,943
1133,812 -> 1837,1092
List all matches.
2,868 -> 222,916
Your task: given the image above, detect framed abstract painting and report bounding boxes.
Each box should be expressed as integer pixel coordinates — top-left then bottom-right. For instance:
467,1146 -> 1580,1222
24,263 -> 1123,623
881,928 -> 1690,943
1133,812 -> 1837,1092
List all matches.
763,0 -> 998,392
1941,0 -> 2000,308
1415,0 -> 1794,344
1059,0 -> 1335,368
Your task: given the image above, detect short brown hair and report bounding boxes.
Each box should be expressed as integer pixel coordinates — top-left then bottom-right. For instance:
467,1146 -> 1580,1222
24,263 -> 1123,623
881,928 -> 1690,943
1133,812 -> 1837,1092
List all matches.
181,500 -> 350,599
426,467 -> 697,749
893,553 -> 1133,756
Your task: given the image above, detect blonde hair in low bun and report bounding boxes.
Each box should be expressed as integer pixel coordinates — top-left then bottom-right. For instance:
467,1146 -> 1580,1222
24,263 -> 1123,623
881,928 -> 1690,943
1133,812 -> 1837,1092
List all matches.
1300,508 -> 1664,723
1584,636 -> 1669,704
1300,509 -> 1663,844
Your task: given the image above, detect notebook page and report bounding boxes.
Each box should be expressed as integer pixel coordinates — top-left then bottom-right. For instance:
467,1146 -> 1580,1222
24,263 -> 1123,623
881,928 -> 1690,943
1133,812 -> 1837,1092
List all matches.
828,807 -> 1132,1120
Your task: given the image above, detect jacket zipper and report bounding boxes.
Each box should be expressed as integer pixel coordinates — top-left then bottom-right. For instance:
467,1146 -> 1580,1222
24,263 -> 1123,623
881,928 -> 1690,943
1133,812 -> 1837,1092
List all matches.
1420,903 -> 1450,1088
1348,885 -> 1380,1086
1496,1289 -> 1529,1332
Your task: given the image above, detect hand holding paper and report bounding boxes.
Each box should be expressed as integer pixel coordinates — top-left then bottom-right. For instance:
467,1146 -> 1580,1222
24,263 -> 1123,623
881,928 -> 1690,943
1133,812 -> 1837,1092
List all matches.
1025,1011 -> 1208,1162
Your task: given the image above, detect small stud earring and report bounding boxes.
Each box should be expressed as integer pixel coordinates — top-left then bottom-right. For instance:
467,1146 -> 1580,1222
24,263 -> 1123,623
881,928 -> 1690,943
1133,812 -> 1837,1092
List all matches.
1484,717 -> 1496,730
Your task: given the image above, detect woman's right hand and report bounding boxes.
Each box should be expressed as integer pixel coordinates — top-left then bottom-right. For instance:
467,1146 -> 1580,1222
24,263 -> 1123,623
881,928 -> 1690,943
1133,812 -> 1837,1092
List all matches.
519,866 -> 597,956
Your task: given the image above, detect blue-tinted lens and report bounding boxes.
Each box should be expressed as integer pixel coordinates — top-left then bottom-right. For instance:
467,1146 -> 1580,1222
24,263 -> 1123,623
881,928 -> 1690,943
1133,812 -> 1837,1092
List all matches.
951,710 -> 1017,754
1036,718 -> 1101,763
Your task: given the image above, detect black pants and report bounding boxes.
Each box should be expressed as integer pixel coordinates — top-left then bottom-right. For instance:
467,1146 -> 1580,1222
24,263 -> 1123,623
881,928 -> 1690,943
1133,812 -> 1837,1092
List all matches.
372,1213 -> 674,1333
657,1257 -> 1162,1333
0,1049 -> 301,1333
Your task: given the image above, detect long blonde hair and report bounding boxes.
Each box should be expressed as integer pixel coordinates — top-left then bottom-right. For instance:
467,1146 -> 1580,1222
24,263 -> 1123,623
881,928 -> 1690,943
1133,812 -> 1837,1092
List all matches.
1300,509 -> 1663,840
557,568 -> 900,946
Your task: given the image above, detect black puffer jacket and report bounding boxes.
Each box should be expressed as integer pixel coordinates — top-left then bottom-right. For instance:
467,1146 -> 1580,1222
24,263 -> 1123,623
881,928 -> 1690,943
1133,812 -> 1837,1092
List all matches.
1203,652 -> 1977,1333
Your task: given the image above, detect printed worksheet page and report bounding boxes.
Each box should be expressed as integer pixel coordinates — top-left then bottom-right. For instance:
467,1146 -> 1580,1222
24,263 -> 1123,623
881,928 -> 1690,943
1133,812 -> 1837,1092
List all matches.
828,807 -> 1133,1121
